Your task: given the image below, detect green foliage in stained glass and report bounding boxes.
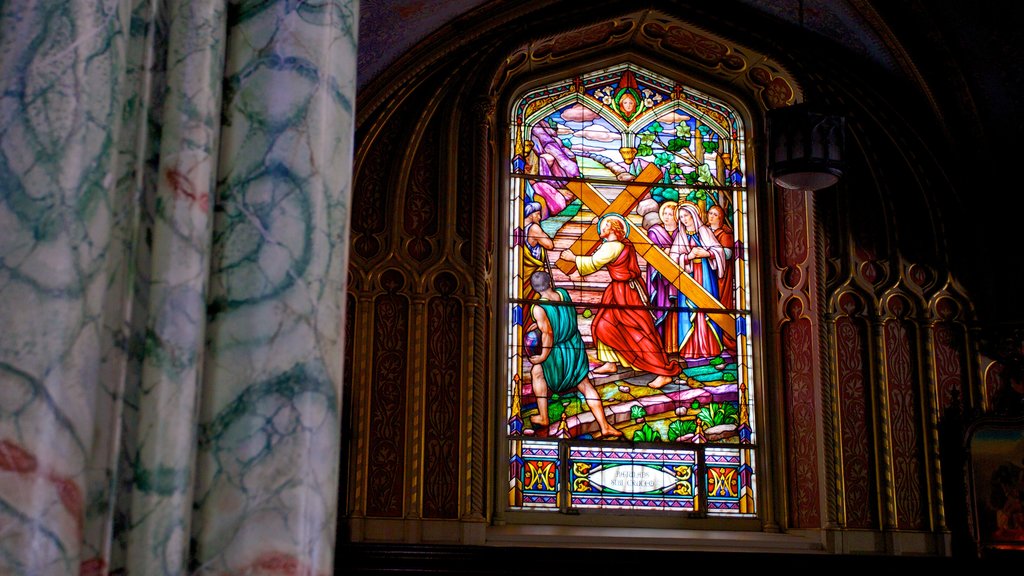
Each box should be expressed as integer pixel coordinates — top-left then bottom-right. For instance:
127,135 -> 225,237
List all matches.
637,143 -> 653,157
703,141 -> 719,154
667,419 -> 696,441
545,402 -> 564,422
651,171 -> 677,202
657,187 -> 679,202
562,138 -> 573,148
697,402 -> 739,427
709,356 -> 725,366
654,152 -> 672,166
666,137 -> 690,152
630,405 -> 647,419
632,423 -> 662,442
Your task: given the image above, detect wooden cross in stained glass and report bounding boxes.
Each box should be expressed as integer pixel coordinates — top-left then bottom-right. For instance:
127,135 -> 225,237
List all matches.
555,162 -> 736,338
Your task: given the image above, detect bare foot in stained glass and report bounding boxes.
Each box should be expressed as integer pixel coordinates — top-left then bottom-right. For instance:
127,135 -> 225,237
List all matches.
593,362 -> 618,374
530,415 -> 551,437
600,426 -> 624,439
648,375 -> 673,389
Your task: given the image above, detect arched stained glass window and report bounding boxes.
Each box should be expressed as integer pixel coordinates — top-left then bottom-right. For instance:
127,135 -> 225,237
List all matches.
505,63 -> 756,517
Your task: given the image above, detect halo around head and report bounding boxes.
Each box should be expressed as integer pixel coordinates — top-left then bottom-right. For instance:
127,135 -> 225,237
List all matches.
597,212 -> 631,239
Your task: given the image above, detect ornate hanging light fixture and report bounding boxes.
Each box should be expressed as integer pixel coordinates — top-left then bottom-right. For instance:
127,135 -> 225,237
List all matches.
767,102 -> 845,191
766,0 -> 846,192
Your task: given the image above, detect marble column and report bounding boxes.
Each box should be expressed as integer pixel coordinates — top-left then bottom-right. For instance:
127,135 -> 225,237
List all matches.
0,1 -> 137,574
0,0 -> 357,574
191,1 -> 357,574
120,1 -> 227,574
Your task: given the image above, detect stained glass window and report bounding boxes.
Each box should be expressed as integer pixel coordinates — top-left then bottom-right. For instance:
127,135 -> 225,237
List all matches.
506,63 -> 756,517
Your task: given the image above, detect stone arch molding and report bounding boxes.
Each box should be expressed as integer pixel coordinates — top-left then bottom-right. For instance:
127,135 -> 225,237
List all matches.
490,9 -> 801,111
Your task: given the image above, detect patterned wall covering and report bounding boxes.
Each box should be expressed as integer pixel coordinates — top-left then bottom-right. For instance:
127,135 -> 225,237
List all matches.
832,292 -> 877,529
348,65 -> 486,523
883,294 -> 926,530
423,273 -> 463,518
782,298 -> 820,527
404,125 -> 441,262
776,188 -> 822,528
366,270 -> 410,517
931,297 -> 967,413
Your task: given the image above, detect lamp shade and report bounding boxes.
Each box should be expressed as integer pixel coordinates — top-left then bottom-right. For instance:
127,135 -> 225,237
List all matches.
767,103 -> 845,191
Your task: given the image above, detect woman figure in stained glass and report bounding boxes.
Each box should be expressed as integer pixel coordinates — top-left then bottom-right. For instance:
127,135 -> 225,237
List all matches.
527,271 -> 623,438
644,201 -> 680,351
670,202 -> 726,359
706,204 -> 734,309
706,204 -> 737,354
